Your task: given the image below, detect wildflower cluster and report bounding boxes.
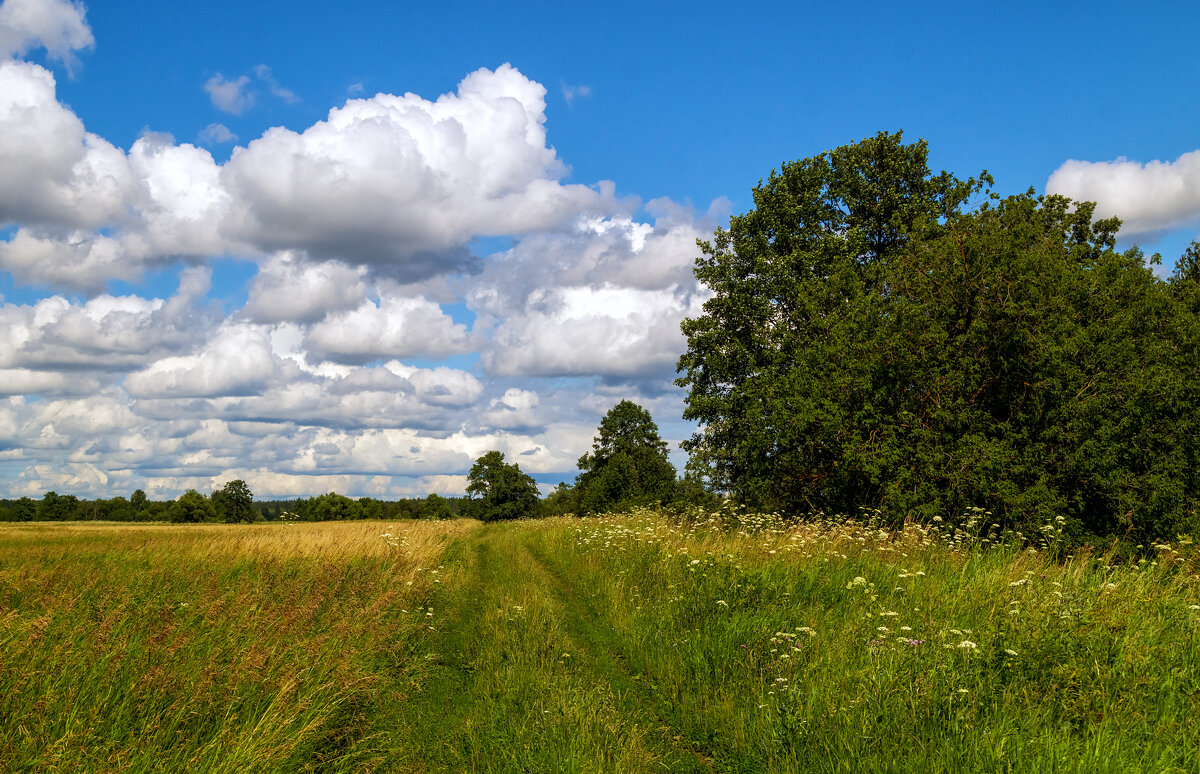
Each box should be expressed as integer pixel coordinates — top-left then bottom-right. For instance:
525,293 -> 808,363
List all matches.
562,503 -> 1200,745
380,526 -> 408,550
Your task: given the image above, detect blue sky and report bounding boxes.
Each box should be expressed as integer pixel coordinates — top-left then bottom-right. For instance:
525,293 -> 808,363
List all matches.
1,0 -> 1198,500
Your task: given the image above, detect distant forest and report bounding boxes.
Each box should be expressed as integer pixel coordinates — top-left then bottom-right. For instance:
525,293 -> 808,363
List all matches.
0,490 -> 471,524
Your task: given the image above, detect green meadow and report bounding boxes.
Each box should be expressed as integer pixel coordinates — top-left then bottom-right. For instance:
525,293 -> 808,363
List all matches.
2,512 -> 1198,773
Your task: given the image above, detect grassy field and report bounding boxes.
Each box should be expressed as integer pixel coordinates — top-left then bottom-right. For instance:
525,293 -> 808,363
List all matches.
2,512 -> 1198,772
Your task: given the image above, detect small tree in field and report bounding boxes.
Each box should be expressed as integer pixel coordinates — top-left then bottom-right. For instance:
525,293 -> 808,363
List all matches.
212,479 -> 255,523
575,400 -> 677,513
467,451 -> 543,521
310,492 -> 361,521
169,490 -> 218,523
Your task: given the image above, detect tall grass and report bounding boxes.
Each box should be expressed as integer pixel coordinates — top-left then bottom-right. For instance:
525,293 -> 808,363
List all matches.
3,514 -> 1198,772
0,520 -> 476,773
544,509 -> 1200,772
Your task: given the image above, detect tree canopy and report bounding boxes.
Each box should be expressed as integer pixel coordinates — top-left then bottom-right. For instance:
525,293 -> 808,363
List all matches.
467,450 -> 543,521
574,400 -> 677,513
677,131 -> 1200,541
212,479 -> 255,523
421,493 -> 456,521
309,492 -> 362,521
169,490 -> 218,524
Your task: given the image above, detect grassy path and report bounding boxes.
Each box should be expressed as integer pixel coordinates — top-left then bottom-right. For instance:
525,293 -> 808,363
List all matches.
388,522 -> 714,773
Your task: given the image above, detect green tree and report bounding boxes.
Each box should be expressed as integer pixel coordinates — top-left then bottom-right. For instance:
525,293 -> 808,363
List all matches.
421,493 -> 456,521
677,132 -> 1200,541
212,479 -> 255,523
37,491 -> 80,521
310,492 -> 361,521
169,490 -> 218,524
130,489 -> 147,509
575,400 -> 677,513
10,497 -> 37,522
466,450 -> 543,521
544,481 -> 581,516
358,497 -> 384,520
103,496 -> 134,522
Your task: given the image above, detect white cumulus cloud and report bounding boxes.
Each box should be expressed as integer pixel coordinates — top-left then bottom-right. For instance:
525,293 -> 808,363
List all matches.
0,60 -> 132,229
0,0 -> 92,67
124,133 -> 233,259
0,266 -> 215,370
1047,150 -> 1200,238
0,367 -> 86,395
242,253 -> 367,323
219,63 -> 620,273
484,284 -> 701,379
305,296 -> 471,363
483,388 -> 543,432
469,203 -> 716,381
124,323 -> 283,398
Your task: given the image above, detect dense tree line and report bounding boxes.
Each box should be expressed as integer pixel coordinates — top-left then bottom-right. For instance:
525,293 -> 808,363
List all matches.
0,490 -> 168,523
254,491 -> 464,522
0,485 -> 473,523
677,131 -> 1200,542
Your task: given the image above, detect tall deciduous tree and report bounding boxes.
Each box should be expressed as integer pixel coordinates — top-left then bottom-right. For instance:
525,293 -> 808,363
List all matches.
575,401 -> 677,513
212,479 -> 255,523
677,132 -> 1200,541
467,450 -> 542,521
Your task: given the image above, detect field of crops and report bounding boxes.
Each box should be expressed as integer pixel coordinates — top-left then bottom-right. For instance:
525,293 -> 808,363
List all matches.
2,512 -> 1198,772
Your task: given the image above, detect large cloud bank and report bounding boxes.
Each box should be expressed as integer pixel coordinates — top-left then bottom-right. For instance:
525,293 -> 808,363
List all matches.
0,0 -> 717,499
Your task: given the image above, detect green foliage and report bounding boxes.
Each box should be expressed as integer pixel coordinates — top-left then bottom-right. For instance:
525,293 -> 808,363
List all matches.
102,496 -> 134,522
466,450 -> 543,521
421,492 -> 456,520
678,131 -> 1200,541
309,491 -> 362,521
543,481 -> 581,516
1173,239 -> 1200,285
37,491 -> 79,521
169,489 -> 218,524
211,479 -> 255,523
575,400 -> 677,513
0,497 -> 37,522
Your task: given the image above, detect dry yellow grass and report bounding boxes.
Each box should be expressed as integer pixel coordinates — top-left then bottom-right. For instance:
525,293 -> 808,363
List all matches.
0,517 -> 479,560
0,518 -> 483,772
